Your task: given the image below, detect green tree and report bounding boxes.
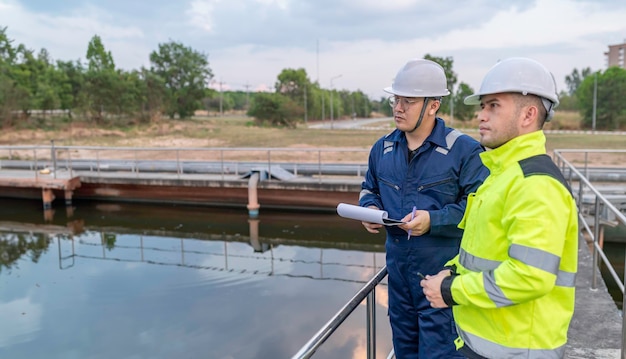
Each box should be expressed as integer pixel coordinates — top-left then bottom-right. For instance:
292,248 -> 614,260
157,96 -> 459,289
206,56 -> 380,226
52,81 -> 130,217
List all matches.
452,82 -> 475,122
275,68 -> 311,120
341,90 -> 371,118
424,54 -> 457,116
556,91 -> 578,112
56,59 -> 86,118
137,67 -> 166,122
377,96 -> 393,117
84,35 -> 119,123
149,41 -> 213,119
565,67 -> 592,96
247,92 -> 303,128
577,67 -> 626,130
0,27 -> 19,126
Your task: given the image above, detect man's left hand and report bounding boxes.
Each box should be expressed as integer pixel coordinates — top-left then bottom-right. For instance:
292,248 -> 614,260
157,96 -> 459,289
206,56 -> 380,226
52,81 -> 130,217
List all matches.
420,270 -> 451,308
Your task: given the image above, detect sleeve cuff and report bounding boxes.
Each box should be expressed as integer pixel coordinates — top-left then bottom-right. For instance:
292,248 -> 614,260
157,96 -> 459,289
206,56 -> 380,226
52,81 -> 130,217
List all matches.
441,275 -> 458,306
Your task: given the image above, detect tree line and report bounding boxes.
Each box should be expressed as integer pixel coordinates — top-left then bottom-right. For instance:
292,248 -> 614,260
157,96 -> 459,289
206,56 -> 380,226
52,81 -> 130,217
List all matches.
1,26 -> 625,130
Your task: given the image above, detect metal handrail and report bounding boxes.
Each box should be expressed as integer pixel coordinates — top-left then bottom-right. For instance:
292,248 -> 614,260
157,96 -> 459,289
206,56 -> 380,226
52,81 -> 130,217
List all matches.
553,149 -> 626,358
292,265 -> 388,359
0,144 -> 371,179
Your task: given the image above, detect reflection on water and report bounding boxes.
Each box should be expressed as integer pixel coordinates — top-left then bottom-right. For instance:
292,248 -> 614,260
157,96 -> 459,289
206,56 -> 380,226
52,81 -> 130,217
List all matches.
0,199 -> 391,359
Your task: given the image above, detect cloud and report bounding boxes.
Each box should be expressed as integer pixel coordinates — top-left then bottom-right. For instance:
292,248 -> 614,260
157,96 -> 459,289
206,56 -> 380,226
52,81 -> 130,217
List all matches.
1,0 -> 625,99
186,0 -> 221,32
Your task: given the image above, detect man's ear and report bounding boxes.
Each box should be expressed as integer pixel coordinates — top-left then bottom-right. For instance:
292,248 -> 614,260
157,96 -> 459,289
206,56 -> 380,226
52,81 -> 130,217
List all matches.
521,105 -> 539,129
429,100 -> 441,115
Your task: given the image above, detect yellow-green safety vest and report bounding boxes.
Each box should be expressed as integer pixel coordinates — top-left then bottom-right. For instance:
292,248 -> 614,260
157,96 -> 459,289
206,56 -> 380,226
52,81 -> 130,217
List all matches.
445,131 -> 578,359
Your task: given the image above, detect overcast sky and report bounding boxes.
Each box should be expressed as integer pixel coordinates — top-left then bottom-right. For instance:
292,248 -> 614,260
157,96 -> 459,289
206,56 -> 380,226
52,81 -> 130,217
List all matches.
1,0 -> 625,100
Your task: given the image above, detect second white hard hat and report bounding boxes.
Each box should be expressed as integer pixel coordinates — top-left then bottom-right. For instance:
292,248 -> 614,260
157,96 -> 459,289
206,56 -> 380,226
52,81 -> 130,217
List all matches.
464,57 -> 559,120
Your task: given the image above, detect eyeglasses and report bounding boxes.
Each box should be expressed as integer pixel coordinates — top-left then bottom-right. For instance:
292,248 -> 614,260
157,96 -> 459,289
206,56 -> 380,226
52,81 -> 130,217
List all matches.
388,96 -> 421,109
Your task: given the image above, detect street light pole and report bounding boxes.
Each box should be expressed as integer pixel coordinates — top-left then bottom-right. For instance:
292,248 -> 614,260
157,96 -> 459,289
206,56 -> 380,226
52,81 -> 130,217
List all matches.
330,74 -> 342,129
592,72 -> 597,132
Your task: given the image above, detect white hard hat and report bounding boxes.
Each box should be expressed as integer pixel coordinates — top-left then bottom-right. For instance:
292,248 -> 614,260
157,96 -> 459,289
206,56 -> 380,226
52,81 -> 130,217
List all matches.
384,59 -> 450,98
464,57 -> 559,120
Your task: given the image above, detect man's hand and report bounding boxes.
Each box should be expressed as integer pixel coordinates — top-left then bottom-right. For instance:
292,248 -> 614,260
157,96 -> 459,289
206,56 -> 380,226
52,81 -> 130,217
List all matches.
399,210 -> 430,236
420,270 -> 451,308
362,206 -> 383,234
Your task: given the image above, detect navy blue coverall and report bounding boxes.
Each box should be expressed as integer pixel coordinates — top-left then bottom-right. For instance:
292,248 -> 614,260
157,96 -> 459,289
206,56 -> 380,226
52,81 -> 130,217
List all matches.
359,118 -> 489,359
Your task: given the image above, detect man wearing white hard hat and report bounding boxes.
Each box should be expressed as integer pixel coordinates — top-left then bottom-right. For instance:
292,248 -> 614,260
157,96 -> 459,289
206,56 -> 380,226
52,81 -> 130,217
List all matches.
359,58 -> 488,358
421,57 -> 578,359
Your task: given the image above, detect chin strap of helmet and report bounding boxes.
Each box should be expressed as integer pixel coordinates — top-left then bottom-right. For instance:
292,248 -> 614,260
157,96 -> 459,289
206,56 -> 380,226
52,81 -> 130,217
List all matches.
410,98 -> 430,133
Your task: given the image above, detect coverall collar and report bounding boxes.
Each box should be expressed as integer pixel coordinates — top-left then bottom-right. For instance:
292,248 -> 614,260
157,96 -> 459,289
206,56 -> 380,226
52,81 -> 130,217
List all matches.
387,117 -> 449,149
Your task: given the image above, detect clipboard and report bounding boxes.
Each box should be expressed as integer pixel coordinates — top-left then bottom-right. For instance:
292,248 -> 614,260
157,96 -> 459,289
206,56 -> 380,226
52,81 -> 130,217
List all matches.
336,203 -> 406,226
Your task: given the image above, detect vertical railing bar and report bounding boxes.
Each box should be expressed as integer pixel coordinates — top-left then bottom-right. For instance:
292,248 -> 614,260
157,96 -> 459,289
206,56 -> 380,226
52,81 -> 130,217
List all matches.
268,150 -> 272,181
177,149 -> 181,179
34,148 -> 38,180
592,196 -> 600,290
318,150 -> 322,184
367,290 -> 376,359
221,150 -> 224,181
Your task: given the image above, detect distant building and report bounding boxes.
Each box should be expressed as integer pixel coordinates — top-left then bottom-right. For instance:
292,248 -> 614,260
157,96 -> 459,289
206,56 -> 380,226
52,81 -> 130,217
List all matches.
605,41 -> 626,69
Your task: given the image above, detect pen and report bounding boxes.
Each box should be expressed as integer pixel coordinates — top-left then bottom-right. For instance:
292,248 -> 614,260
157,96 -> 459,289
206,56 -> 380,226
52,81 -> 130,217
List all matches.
407,206 -> 416,240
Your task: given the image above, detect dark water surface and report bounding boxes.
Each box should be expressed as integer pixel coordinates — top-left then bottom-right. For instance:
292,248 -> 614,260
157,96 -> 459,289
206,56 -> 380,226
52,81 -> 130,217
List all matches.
0,199 -> 391,359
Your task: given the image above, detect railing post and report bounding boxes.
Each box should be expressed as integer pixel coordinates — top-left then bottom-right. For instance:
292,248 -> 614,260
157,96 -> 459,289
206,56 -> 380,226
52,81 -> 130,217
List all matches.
134,149 -> 139,177
268,150 -> 272,181
51,140 -> 57,179
34,149 -> 38,179
367,289 -> 376,359
221,150 -> 224,181
318,150 -> 322,184
623,250 -> 626,359
592,196 -> 600,290
176,149 -> 181,179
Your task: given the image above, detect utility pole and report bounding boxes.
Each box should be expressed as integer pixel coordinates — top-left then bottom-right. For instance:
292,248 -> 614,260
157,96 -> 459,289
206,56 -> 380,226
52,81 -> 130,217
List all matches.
592,72 -> 597,132
321,92 -> 325,122
351,95 -> 355,120
316,39 -> 319,84
304,85 -> 308,123
219,78 -> 224,118
244,82 -> 251,110
330,74 -> 342,129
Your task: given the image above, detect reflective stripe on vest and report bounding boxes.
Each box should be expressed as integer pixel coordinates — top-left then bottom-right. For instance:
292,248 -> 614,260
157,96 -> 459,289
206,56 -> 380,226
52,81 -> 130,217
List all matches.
459,248 -> 576,289
459,329 -> 566,359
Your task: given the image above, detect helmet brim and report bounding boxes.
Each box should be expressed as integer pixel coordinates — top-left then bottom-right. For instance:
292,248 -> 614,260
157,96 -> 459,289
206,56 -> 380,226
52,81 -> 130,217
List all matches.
384,86 -> 450,98
464,94 -> 480,105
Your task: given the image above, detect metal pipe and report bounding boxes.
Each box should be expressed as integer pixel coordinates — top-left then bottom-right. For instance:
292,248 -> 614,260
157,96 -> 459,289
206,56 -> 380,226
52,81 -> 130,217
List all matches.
247,172 -> 260,218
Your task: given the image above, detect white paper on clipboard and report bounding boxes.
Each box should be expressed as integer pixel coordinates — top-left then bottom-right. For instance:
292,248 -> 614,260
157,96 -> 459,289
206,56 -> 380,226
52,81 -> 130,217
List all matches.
336,203 -> 406,226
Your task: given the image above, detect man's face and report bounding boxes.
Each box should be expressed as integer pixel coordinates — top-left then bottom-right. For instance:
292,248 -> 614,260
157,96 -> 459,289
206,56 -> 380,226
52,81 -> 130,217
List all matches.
389,96 -> 428,133
477,93 -> 521,149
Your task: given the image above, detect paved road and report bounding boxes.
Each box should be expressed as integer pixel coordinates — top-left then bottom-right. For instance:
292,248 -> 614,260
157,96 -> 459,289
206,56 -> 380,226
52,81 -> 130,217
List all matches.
307,117 -> 392,130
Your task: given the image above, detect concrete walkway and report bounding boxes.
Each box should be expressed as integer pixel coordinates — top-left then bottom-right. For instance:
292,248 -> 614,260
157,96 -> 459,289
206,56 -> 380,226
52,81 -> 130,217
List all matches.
566,235 -> 622,358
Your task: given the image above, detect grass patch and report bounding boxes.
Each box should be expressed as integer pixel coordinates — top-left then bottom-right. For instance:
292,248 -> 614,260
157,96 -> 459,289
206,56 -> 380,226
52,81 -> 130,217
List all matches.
1,112 -> 625,153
